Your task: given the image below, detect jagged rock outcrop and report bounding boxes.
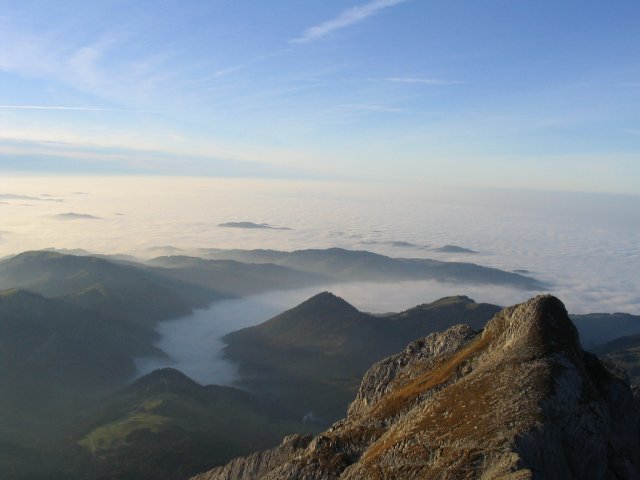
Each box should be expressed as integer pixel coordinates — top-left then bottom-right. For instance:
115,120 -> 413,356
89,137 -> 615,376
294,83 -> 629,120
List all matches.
191,434 -> 313,480
192,295 -> 640,480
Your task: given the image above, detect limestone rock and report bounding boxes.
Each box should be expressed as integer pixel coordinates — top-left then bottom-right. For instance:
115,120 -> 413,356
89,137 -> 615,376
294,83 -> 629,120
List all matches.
190,434 -> 313,480
192,295 -> 640,480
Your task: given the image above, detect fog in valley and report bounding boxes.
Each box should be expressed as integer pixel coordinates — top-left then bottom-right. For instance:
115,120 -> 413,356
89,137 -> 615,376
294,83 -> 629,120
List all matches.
2,176 -> 631,389
134,287 -> 325,385
134,280 -> 537,386
2,175 -> 639,388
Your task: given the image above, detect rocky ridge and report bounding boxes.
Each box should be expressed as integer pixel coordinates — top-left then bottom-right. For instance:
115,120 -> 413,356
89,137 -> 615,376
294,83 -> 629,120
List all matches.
192,295 -> 640,480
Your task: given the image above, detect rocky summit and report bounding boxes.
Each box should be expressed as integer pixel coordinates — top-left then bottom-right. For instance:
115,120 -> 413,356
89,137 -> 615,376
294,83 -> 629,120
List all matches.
192,295 -> 640,480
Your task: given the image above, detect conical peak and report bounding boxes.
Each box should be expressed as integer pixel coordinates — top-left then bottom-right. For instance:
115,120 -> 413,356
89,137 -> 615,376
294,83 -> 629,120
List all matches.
293,291 -> 359,314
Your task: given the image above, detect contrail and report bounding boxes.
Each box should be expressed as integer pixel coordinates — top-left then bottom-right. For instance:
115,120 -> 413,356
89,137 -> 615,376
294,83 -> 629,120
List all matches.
0,105 -> 153,113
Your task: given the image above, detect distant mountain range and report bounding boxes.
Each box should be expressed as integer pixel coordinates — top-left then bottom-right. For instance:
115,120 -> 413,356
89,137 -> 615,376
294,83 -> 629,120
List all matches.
0,251 -> 216,328
198,247 -> 542,288
144,255 -> 326,296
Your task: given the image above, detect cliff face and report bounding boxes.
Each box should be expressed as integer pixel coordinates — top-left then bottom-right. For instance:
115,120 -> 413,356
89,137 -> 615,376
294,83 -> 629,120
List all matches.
192,295 -> 640,480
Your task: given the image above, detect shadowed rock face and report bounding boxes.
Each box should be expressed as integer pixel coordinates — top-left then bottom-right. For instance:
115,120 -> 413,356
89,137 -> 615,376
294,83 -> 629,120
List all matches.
192,295 -> 640,480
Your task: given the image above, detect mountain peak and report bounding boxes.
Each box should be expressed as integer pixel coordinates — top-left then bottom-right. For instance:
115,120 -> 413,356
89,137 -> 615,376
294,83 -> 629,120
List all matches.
430,294 -> 473,305
290,291 -> 359,316
484,294 -> 581,355
128,367 -> 202,395
198,296 -> 640,480
224,291 -> 367,347
306,290 -> 348,303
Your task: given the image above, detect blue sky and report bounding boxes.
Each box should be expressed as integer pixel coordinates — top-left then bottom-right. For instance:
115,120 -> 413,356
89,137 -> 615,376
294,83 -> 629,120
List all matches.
0,0 -> 639,192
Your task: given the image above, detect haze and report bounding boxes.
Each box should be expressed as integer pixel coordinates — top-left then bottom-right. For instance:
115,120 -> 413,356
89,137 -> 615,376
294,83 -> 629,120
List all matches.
1,176 -> 638,315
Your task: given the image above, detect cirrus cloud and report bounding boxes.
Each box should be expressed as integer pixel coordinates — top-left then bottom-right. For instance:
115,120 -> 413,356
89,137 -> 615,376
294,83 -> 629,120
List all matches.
291,0 -> 409,44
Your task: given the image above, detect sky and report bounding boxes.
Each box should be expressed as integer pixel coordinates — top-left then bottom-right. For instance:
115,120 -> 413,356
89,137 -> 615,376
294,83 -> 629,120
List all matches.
0,0 -> 639,192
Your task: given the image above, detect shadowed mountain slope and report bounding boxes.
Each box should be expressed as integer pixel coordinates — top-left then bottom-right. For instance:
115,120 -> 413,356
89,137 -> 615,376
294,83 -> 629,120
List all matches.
69,368 -> 304,480
595,332 -> 640,385
0,289 -> 160,415
570,312 -> 640,349
596,332 -> 640,354
195,296 -> 640,480
224,293 -> 501,423
0,288 -> 169,479
0,251 -> 218,327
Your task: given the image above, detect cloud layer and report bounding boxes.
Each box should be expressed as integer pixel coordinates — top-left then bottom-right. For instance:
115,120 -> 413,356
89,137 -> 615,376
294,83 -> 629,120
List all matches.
0,176 -> 638,316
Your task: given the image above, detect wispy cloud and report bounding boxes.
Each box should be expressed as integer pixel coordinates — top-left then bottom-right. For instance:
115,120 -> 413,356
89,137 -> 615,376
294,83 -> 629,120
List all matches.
291,0 -> 409,44
210,66 -> 243,78
0,105 -> 151,113
386,77 -> 464,86
335,103 -> 405,113
0,22 -> 179,110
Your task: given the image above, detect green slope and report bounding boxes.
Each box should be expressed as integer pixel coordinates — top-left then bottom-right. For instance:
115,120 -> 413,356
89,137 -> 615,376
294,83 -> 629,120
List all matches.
69,368 -> 305,480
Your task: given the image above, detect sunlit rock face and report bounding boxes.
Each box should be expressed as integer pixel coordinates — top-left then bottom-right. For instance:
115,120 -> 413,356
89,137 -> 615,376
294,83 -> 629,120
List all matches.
192,295 -> 640,480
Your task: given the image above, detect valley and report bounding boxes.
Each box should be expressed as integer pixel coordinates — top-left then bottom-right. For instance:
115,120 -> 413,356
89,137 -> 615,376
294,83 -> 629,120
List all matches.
1,248 -> 638,479
2,2 -> 638,477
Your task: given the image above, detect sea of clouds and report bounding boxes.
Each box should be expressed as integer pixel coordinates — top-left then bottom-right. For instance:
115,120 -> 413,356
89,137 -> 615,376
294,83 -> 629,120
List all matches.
1,175 -> 637,314
3,175 -> 638,385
